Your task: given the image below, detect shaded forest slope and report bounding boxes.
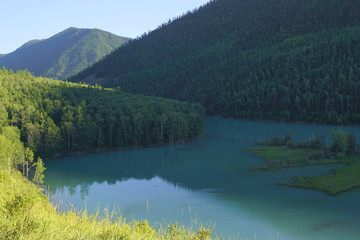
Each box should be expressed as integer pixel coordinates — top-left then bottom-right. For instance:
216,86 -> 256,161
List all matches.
72,0 -> 360,124
0,28 -> 130,80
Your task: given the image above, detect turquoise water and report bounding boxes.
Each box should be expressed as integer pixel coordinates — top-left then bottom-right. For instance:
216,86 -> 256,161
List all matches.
44,118 -> 360,239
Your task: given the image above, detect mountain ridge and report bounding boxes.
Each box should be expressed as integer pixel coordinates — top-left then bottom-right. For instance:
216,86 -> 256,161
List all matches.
0,27 -> 130,79
71,0 -> 360,124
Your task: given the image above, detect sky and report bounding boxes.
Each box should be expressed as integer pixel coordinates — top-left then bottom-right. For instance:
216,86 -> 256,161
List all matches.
0,0 -> 211,54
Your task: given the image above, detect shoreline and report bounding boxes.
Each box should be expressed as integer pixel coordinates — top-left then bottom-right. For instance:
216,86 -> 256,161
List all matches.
247,145 -> 360,195
206,115 -> 360,127
44,137 -> 200,161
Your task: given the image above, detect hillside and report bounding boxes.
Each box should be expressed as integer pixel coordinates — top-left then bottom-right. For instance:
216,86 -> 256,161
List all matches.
72,0 -> 360,124
0,141 -> 211,240
0,27 -> 130,79
0,68 -> 204,158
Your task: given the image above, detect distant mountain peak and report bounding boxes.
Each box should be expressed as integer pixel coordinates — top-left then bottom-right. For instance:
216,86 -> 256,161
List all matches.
17,39 -> 44,51
0,28 -> 130,79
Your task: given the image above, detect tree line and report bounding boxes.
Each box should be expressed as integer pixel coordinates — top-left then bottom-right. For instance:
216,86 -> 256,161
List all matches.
71,0 -> 360,124
262,129 -> 357,159
0,68 -> 204,181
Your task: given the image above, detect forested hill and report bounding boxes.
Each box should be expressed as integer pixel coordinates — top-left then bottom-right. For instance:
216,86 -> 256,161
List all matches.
0,68 -> 204,158
0,28 -> 130,80
72,0 -> 360,124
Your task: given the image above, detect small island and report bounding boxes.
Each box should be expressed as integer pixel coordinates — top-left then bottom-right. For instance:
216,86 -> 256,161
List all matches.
248,130 -> 360,195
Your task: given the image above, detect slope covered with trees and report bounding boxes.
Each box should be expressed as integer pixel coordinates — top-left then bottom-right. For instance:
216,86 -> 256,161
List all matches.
72,0 -> 360,124
0,27 -> 130,80
0,68 -> 204,160
0,131 -> 212,240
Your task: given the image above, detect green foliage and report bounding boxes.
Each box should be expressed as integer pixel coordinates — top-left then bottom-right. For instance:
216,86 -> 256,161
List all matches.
0,27 -> 130,80
329,129 -> 357,155
33,157 -> 46,186
0,165 -> 215,240
259,132 -> 293,147
24,147 -> 34,177
281,157 -> 360,195
249,146 -> 329,171
0,126 -> 25,173
0,68 -> 212,240
0,68 -> 204,158
72,0 -> 360,124
330,129 -> 348,155
250,132 -> 360,194
347,130 -> 357,154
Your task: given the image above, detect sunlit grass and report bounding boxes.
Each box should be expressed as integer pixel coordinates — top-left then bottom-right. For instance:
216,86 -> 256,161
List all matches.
280,156 -> 360,195
248,146 -> 360,195
0,167 -> 214,240
248,146 -> 335,171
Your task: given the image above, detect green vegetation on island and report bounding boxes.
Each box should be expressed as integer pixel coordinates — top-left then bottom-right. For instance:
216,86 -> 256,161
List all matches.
72,0 -> 360,124
249,130 -> 360,195
0,27 -> 130,80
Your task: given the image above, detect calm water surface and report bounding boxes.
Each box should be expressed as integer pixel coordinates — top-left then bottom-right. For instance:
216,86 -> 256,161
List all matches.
44,118 -> 360,239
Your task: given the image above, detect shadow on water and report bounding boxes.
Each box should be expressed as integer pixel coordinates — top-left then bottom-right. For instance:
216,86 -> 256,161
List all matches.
44,117 -> 360,240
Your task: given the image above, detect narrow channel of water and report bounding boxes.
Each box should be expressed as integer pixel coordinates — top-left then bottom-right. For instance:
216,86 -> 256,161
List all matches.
44,118 -> 360,239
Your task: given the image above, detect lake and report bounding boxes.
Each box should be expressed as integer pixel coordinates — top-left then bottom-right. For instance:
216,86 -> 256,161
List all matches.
44,118 -> 360,239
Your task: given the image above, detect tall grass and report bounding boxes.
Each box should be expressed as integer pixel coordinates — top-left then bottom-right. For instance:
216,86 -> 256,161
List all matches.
0,167 -> 214,240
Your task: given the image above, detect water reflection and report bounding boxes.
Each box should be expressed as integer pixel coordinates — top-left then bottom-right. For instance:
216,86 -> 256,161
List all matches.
44,118 -> 360,239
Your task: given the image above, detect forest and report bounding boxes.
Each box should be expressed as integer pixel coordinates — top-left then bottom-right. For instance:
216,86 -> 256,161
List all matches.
0,68 -> 208,239
0,68 -> 204,163
71,0 -> 360,124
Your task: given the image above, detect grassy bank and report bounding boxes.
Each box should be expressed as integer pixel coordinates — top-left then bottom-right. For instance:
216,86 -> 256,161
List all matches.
0,165 -> 213,240
248,146 -> 339,171
280,156 -> 360,195
0,68 -> 214,239
248,134 -> 360,195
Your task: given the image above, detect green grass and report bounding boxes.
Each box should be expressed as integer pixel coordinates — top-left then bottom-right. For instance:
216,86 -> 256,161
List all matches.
247,146 -> 360,195
279,156 -> 360,195
247,146 -> 335,171
0,166 -> 214,240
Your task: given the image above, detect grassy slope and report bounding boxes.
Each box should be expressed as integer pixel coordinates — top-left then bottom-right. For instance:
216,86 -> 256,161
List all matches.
248,146 -> 360,195
0,164 -> 213,240
0,69 -> 211,239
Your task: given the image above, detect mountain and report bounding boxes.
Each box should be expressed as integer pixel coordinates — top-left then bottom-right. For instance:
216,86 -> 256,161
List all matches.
0,27 -> 130,79
71,0 -> 360,124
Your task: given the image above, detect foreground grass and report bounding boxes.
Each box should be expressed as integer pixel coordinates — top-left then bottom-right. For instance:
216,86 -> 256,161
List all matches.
0,167 -> 213,240
248,146 -> 360,195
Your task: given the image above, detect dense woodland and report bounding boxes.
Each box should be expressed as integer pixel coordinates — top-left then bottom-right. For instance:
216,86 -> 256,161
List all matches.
0,68 -> 204,166
72,0 -> 360,124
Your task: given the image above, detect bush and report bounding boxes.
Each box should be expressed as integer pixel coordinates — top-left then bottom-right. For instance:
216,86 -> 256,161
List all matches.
265,136 -> 282,146
308,151 -> 325,160
294,141 -> 308,148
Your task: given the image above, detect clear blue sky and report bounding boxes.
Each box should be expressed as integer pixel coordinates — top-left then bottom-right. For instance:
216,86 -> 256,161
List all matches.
0,0 -> 211,54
